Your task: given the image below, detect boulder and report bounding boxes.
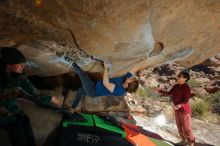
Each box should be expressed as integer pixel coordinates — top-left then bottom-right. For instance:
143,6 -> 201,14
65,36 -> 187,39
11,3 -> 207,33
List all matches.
0,0 -> 219,76
64,91 -> 130,114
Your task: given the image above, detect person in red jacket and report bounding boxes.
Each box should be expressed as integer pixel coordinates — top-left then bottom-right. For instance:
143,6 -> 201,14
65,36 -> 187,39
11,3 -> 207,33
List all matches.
155,70 -> 195,146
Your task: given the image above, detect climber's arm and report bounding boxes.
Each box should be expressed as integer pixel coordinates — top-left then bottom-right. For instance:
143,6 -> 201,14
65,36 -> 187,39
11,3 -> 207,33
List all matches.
103,62 -> 115,93
129,58 -> 147,75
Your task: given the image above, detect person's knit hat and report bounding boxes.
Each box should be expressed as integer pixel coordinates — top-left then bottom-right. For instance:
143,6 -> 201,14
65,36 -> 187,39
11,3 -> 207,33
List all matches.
0,47 -> 26,64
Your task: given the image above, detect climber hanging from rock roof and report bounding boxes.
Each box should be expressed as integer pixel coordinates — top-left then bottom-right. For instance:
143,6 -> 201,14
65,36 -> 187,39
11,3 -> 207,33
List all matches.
63,55 -> 150,109
60,41 -> 165,111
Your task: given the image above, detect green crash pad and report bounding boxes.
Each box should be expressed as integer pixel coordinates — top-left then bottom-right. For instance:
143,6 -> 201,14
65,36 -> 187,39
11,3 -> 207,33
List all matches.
61,113 -> 174,146
62,114 -> 126,138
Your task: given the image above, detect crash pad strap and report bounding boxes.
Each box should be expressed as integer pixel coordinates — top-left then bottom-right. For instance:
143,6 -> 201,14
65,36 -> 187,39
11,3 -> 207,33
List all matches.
62,114 -> 93,127
92,115 -> 126,138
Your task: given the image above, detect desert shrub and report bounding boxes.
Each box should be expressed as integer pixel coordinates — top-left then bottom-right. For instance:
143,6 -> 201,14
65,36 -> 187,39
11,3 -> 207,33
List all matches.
208,92 -> 220,114
192,100 -> 209,117
188,79 -> 201,88
136,87 -> 161,98
145,87 -> 161,98
136,88 -> 148,97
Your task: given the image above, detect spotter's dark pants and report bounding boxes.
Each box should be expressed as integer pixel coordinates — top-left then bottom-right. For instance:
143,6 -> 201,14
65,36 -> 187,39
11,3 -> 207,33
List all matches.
0,114 -> 35,146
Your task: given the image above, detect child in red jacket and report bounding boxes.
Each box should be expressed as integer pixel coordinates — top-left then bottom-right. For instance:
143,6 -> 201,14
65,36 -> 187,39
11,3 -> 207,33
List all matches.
156,70 -> 195,146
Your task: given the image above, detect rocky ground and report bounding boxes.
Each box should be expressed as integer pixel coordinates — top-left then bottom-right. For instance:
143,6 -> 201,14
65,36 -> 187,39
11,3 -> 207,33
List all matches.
126,94 -> 220,146
126,55 -> 220,146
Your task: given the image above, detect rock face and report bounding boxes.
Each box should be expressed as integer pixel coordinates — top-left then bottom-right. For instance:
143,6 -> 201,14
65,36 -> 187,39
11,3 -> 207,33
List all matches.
0,0 -> 220,76
65,93 -> 130,113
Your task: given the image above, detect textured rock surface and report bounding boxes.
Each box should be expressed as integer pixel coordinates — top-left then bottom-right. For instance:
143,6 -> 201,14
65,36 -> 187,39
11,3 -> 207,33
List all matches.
0,0 -> 219,76
19,99 -> 62,146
